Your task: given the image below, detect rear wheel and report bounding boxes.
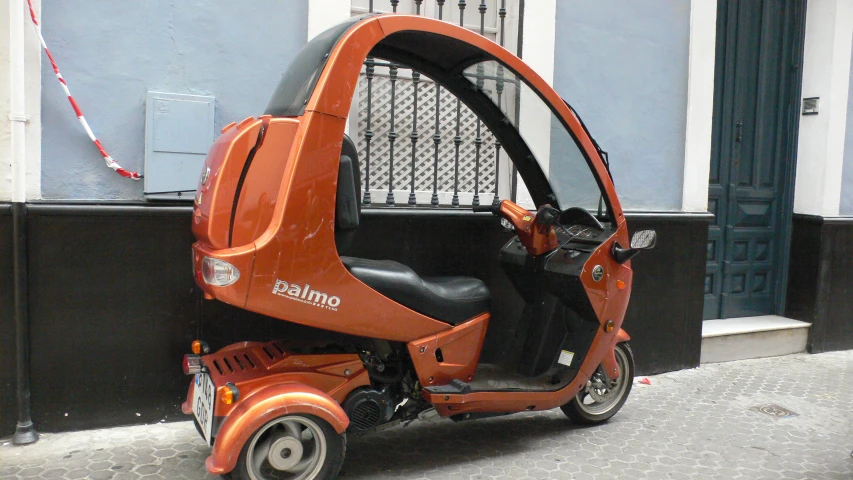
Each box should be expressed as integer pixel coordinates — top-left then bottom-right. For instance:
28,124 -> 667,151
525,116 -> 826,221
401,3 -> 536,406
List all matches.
561,342 -> 634,425
228,414 -> 346,480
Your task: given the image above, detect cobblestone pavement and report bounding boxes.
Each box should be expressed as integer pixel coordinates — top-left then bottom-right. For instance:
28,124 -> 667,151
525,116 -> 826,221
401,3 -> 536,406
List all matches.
2,351 -> 852,479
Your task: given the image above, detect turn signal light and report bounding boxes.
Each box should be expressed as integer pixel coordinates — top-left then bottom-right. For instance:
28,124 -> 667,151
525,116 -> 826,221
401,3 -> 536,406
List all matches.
183,354 -> 202,375
191,340 -> 210,355
201,257 -> 240,286
220,382 -> 240,405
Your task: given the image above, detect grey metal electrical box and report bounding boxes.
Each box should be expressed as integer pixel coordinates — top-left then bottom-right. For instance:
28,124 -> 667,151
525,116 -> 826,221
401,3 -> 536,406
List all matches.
144,92 -> 215,200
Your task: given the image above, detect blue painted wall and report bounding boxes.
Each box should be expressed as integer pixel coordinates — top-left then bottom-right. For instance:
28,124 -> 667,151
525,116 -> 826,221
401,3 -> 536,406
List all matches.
841,38 -> 853,216
551,0 -> 690,211
40,0 -> 308,199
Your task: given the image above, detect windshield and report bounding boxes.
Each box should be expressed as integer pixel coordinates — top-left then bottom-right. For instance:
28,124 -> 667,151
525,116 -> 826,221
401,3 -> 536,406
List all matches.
462,61 -> 605,214
265,16 -> 364,117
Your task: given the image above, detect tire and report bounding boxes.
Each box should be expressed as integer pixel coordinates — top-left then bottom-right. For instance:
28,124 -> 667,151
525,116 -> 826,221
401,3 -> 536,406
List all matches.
561,342 -> 634,425
227,414 -> 346,480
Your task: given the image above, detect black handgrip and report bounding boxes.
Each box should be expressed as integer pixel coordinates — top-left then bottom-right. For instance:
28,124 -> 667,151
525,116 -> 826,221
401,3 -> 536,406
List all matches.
472,204 -> 500,214
535,205 -> 561,226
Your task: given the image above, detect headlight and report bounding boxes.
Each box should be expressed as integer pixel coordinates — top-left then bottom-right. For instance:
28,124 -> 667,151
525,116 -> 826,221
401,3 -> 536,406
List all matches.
201,257 -> 240,286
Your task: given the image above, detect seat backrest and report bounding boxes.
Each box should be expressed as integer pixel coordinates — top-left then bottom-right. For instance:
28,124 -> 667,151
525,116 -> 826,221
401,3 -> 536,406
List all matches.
335,135 -> 362,254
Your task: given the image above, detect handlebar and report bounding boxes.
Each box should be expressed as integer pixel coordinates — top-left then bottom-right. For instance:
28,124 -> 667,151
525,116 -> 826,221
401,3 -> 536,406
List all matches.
472,204 -> 501,214
473,203 -> 562,227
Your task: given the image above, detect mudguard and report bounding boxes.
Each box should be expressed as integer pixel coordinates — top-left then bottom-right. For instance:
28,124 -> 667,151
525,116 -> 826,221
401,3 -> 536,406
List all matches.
601,328 -> 631,380
205,383 -> 349,475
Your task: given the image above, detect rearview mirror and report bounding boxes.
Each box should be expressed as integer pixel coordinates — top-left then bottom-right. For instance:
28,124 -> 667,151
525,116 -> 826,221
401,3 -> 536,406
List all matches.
612,229 -> 657,264
630,230 -> 656,250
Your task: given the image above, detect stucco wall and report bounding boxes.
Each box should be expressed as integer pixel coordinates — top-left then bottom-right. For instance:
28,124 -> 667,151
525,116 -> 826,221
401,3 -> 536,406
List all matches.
551,0 -> 690,211
40,0 -> 307,199
841,37 -> 853,216
0,6 -> 10,200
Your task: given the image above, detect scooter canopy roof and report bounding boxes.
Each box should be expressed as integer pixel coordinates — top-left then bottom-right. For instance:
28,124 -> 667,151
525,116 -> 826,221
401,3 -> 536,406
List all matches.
265,14 -> 620,219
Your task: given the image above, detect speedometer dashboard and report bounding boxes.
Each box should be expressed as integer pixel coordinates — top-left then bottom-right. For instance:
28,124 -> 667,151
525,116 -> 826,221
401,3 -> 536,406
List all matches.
499,221 -> 614,277
564,224 -> 600,240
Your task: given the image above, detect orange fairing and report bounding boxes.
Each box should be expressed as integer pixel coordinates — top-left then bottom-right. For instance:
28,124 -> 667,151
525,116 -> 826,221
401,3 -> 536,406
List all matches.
198,340 -> 369,474
407,313 -> 489,387
578,235 -> 633,380
231,119 -> 300,247
206,384 -> 350,475
192,117 -> 258,249
201,340 -> 369,417
192,116 -> 300,249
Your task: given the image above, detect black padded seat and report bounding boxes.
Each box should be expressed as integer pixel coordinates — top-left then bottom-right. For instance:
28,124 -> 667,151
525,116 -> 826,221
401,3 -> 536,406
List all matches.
341,257 -> 490,325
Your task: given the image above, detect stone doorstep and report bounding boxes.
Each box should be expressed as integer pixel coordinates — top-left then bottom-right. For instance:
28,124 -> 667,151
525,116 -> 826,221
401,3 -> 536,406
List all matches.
700,315 -> 811,364
702,315 -> 811,338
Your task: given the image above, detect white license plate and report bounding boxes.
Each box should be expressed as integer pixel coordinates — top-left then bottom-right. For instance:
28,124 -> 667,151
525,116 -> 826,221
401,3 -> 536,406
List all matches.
192,372 -> 216,445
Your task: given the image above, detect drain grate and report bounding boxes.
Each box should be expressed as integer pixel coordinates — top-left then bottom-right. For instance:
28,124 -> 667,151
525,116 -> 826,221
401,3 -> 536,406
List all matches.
750,404 -> 798,419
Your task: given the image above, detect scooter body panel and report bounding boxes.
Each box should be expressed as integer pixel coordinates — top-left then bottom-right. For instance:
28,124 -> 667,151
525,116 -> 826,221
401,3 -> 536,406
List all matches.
407,313 -> 490,387
182,341 -> 370,473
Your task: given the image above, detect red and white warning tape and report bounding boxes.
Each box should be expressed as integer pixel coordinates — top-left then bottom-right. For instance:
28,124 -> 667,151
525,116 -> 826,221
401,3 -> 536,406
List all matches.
26,0 -> 141,180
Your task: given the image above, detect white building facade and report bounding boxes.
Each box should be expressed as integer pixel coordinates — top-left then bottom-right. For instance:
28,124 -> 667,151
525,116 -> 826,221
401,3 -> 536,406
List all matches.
1,0 -> 852,436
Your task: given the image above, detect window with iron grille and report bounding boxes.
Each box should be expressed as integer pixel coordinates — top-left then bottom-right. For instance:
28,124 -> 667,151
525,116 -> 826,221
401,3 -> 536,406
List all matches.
348,0 -> 520,207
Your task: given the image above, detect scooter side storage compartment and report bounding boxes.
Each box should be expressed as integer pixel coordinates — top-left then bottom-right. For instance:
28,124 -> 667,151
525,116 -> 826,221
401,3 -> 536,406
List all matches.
192,118 -> 264,249
191,117 -> 301,250
229,119 -> 300,247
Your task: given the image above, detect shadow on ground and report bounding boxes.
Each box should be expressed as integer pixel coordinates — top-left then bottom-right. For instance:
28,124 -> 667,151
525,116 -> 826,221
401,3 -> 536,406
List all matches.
345,411 -> 584,477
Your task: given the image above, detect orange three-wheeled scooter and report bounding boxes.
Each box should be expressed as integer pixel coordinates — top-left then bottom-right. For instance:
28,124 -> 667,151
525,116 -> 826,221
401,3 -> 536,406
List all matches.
181,14 -> 655,480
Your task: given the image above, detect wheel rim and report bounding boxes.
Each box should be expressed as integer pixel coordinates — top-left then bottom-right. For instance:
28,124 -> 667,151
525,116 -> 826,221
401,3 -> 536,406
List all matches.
575,346 -> 630,416
246,416 -> 328,480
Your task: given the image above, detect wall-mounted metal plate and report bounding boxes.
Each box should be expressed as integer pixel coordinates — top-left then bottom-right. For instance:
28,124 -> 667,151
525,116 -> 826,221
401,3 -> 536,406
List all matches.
802,97 -> 819,115
144,92 -> 215,201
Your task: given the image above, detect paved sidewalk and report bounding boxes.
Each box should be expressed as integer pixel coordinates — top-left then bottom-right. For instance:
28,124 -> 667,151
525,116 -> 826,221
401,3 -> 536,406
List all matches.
2,351 -> 852,480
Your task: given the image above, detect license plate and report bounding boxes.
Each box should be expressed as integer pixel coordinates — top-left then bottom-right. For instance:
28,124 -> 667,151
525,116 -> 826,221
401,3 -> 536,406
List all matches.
192,372 -> 216,445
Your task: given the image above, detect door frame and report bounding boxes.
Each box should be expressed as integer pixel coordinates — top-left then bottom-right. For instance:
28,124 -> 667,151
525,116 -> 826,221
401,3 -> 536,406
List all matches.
770,0 -> 807,317
706,0 -> 808,319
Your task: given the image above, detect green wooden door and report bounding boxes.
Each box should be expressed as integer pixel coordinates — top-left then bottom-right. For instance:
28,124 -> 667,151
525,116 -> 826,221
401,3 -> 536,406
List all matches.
704,0 -> 805,320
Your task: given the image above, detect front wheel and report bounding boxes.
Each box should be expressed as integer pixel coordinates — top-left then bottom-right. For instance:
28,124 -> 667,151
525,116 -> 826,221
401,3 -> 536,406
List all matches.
228,414 -> 346,480
561,342 -> 634,425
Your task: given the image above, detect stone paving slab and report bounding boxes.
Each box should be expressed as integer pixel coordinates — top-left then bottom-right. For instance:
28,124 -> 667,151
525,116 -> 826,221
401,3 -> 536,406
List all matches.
2,351 -> 852,479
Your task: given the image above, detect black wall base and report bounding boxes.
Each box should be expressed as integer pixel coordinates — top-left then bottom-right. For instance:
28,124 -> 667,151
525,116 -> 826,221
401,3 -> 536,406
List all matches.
24,206 -> 199,435
786,214 -> 853,353
0,203 -> 709,434
621,213 -> 710,374
1,205 -> 15,438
